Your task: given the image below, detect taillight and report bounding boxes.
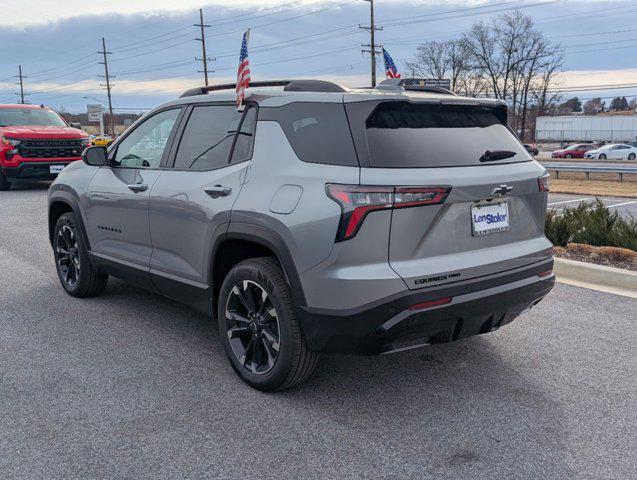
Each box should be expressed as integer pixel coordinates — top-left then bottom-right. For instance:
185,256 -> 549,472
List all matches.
538,175 -> 550,192
326,184 -> 451,242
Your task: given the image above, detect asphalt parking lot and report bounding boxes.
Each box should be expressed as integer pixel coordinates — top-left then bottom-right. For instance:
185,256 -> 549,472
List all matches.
1,184 -> 636,480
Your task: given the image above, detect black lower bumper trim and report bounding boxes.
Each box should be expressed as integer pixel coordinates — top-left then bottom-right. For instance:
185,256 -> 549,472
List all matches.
2,161 -> 77,180
298,259 -> 554,355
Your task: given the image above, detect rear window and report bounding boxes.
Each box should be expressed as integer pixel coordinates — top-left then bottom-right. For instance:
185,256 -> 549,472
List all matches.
259,103 -> 358,166
364,102 -> 529,168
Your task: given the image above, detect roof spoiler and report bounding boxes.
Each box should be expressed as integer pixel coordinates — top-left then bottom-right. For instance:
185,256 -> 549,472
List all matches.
180,79 -> 347,98
376,78 -> 455,95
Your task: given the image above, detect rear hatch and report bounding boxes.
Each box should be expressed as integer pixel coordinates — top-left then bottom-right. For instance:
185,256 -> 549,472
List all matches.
344,96 -> 552,290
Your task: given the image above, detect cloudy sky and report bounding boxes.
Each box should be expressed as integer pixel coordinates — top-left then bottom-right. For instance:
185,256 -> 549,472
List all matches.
0,0 -> 635,112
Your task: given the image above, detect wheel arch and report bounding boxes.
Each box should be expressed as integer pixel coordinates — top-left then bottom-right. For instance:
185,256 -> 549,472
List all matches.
48,191 -> 92,251
210,223 -> 307,312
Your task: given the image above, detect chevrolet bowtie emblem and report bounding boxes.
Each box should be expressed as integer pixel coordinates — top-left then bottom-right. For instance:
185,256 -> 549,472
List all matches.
492,185 -> 513,197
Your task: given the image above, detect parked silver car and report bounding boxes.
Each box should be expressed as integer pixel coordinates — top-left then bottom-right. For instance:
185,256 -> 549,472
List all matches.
48,79 -> 555,391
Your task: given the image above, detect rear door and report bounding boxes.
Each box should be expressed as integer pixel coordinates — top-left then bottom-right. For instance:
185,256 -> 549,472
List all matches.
613,145 -> 631,159
345,98 -> 552,290
148,103 -> 256,307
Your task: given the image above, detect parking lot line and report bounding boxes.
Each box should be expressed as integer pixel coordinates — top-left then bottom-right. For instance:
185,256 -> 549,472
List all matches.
605,201 -> 637,209
547,197 -> 591,206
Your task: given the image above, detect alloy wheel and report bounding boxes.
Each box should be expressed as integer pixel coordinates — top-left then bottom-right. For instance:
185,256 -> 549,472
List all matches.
225,280 -> 280,375
56,225 -> 80,288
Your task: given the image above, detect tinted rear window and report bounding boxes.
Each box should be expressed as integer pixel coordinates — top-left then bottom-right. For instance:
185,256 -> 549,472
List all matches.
259,103 -> 358,166
364,102 -> 529,168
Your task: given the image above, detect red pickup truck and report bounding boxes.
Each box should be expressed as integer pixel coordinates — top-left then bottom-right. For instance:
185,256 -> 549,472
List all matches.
0,104 -> 90,190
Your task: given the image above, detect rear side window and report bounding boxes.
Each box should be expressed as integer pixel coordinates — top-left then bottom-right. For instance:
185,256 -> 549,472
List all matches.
363,102 -> 529,168
259,103 -> 358,166
174,105 -> 254,170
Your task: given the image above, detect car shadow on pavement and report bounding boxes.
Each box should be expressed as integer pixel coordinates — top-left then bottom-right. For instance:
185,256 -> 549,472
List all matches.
5,180 -> 51,191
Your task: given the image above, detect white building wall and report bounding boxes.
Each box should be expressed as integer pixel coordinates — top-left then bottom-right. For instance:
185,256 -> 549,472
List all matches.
536,115 -> 637,142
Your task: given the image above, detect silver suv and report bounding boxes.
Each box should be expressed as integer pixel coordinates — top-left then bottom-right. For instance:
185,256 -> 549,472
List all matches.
48,79 -> 554,391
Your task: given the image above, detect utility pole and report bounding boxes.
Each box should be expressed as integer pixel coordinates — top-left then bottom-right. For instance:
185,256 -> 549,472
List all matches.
15,65 -> 27,104
98,37 -> 115,137
194,8 -> 215,86
360,0 -> 382,87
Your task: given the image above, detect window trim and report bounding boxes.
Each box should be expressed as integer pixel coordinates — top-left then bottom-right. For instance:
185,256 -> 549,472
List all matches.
165,101 -> 258,172
346,99 -> 531,169
106,106 -> 186,170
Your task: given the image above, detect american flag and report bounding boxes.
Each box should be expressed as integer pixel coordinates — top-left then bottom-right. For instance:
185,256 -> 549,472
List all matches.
382,47 -> 400,79
236,29 -> 251,109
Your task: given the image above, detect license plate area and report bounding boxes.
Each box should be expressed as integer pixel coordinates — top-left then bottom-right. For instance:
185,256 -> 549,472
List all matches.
471,202 -> 510,236
49,165 -> 65,174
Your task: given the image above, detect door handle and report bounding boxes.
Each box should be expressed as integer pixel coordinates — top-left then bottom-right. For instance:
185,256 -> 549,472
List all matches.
204,185 -> 232,198
127,183 -> 148,193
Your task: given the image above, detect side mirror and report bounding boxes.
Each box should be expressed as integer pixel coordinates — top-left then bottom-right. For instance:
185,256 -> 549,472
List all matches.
82,146 -> 108,166
69,122 -> 82,129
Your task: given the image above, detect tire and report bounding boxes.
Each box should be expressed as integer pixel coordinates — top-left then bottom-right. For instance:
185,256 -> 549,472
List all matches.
629,153 -> 636,160
565,154 -> 573,159
217,257 -> 318,391
0,172 -> 11,191
53,212 -> 108,297
599,154 -> 607,160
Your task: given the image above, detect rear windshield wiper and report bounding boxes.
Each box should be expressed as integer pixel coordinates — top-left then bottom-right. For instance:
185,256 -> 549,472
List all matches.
479,150 -> 516,163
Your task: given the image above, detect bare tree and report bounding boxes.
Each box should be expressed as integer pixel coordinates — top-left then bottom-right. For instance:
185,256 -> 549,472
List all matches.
405,39 -> 469,91
461,11 -> 562,139
405,11 -> 563,141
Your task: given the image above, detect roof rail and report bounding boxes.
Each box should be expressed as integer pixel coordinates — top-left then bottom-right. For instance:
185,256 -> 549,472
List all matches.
376,78 -> 455,95
180,79 -> 347,98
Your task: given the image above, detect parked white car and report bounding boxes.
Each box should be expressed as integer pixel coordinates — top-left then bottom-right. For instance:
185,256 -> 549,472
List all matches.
585,143 -> 637,160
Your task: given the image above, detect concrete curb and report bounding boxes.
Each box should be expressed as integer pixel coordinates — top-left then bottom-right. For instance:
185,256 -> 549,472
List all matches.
554,257 -> 637,299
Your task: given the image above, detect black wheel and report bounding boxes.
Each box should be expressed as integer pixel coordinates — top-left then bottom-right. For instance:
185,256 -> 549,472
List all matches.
0,172 -> 11,191
599,154 -> 607,160
53,212 -> 108,297
628,153 -> 636,160
565,154 -> 573,159
218,257 -> 318,391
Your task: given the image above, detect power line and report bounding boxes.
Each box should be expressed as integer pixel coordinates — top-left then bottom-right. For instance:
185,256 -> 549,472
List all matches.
380,0 -> 564,29
205,0 -> 359,39
206,0 -> 328,28
115,59 -> 195,77
548,83 -> 637,93
548,28 -> 637,39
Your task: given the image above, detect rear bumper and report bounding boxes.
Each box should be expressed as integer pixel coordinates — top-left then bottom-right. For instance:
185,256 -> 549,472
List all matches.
298,258 -> 554,355
1,160 -> 78,180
